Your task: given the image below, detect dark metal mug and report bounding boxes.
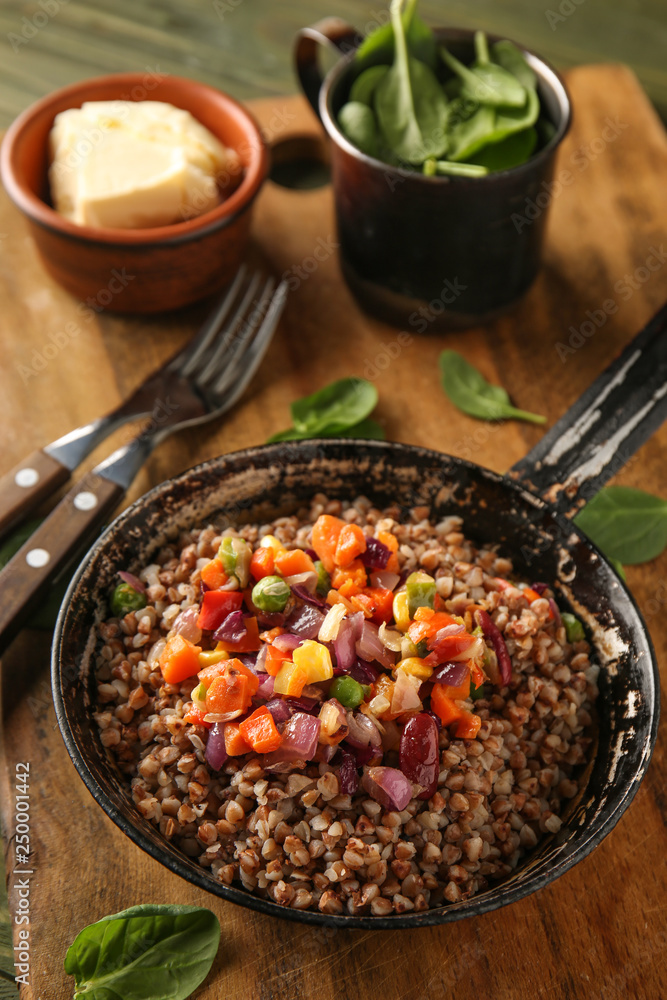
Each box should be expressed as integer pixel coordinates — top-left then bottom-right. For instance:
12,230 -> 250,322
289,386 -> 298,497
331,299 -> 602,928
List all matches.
294,22 -> 572,330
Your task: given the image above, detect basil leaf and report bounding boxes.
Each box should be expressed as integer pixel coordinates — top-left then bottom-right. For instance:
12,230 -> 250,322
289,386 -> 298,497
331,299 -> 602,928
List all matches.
491,39 -> 537,91
291,377 -> 379,435
574,487 -> 667,565
375,0 -> 448,165
64,904 -> 220,1000
350,65 -> 389,106
337,101 -> 379,157
468,126 -> 537,171
439,350 -> 546,424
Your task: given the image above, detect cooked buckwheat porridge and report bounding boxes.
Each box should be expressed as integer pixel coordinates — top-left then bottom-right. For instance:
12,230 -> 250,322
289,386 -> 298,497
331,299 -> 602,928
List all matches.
93,494 -> 597,916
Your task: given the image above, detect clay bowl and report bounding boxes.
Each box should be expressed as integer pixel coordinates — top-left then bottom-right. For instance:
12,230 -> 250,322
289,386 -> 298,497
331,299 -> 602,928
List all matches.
0,73 -> 268,313
52,440 -> 658,928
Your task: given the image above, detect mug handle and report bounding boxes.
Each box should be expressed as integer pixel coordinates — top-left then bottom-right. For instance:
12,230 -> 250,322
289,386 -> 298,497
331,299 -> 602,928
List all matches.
294,18 -> 360,122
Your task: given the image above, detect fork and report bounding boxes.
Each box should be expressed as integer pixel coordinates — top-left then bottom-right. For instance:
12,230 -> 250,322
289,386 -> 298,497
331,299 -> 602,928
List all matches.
0,273 -> 288,655
0,265 -> 261,540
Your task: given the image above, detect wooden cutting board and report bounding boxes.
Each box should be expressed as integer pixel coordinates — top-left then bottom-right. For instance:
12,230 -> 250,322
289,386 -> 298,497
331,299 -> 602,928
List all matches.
1,68 -> 667,1000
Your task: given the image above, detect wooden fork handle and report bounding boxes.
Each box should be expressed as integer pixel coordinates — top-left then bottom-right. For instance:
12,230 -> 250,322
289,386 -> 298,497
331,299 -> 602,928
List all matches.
0,471 -> 124,655
0,448 -> 71,540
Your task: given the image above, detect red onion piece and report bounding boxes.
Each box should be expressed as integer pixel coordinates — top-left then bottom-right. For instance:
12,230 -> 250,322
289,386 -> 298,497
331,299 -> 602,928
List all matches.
118,570 -> 146,593
345,743 -> 380,767
256,674 -> 275,700
213,610 -> 248,644
262,713 -> 320,764
363,766 -> 413,811
338,751 -> 359,794
548,597 -> 562,628
432,661 -> 469,686
434,623 -> 466,641
399,713 -> 439,800
273,633 -> 302,653
285,695 -> 319,712
356,619 -> 396,669
172,607 -> 202,644
475,609 -> 512,685
205,722 -> 228,771
359,536 -> 391,570
531,582 -> 549,595
265,698 -> 292,725
338,658 -> 380,685
371,570 -> 400,591
345,710 -> 382,749
254,645 -> 268,673
333,614 -> 360,671
291,585 -> 326,608
286,604 -> 326,639
314,743 -> 340,764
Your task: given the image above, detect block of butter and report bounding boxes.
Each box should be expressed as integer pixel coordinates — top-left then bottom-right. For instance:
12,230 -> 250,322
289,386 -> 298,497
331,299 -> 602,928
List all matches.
49,100 -> 241,229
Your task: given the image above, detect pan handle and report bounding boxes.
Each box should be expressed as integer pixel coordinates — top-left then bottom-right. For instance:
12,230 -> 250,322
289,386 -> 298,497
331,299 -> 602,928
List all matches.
508,302 -> 667,519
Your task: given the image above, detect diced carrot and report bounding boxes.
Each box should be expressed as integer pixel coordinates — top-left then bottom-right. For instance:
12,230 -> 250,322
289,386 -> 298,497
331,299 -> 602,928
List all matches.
430,684 -> 464,726
335,523 -> 367,568
160,634 -> 202,684
377,531 -> 399,573
239,706 -> 283,753
471,661 -> 486,688
215,615 -> 261,652
250,546 -> 275,580
197,590 -> 243,631
260,626 -> 285,643
274,548 -> 316,577
523,587 -> 542,604
408,608 -> 457,644
273,660 -> 309,697
331,559 -> 367,594
204,658 -> 259,716
441,674 -> 471,701
224,722 -> 251,756
200,558 -> 228,591
455,711 -> 482,740
198,660 -> 230,685
351,587 -> 394,625
265,643 -> 290,676
182,703 -> 212,728
311,515 -> 345,574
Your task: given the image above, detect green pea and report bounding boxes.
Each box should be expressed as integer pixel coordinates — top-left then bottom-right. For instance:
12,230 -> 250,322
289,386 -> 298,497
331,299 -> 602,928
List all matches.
562,613 -> 585,643
405,570 -> 436,618
330,675 -> 366,709
315,560 -> 331,596
218,537 -> 252,588
110,583 -> 146,618
251,575 -> 290,613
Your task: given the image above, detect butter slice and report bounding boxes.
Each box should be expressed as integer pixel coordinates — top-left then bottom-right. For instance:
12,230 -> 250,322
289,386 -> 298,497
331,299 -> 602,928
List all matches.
49,100 -> 239,229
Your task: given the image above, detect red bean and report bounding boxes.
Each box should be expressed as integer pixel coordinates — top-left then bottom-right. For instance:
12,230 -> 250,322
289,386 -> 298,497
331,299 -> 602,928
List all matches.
399,713 -> 439,800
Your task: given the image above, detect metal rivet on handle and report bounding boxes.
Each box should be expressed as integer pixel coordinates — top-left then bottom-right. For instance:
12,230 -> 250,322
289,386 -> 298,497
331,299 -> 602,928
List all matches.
74,491 -> 98,511
15,468 -> 39,488
26,548 -> 50,568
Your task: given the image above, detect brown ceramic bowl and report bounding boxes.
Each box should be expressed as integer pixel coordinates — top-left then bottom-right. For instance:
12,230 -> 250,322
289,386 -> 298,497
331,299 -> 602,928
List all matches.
0,73 -> 268,313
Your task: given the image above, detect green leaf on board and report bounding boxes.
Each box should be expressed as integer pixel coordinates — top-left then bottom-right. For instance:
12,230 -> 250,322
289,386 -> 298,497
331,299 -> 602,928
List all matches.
439,350 -> 546,424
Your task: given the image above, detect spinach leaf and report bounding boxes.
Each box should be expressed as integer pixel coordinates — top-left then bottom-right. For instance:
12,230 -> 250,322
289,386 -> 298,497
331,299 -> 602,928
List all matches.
430,159 -> 488,177
439,350 -> 546,424
292,377 -> 378,435
440,40 -> 525,109
350,65 -> 389,105
491,39 -> 537,91
64,904 -> 220,1000
445,100 -> 496,162
336,417 -> 386,439
574,487 -> 667,564
355,0 -> 436,70
492,86 -> 540,139
468,126 -> 537,170
337,101 -> 379,156
375,0 -> 448,164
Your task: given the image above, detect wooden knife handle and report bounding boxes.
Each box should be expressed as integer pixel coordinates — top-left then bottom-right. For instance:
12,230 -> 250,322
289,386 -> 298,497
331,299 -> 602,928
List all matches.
0,448 -> 71,539
0,471 -> 125,655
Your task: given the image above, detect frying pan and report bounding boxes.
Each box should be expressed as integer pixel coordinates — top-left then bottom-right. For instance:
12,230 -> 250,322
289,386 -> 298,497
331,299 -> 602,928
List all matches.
52,310 -> 666,928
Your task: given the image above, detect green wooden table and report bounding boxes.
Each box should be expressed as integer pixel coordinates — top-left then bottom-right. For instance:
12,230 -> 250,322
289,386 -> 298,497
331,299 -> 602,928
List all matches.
1,2 -> 666,994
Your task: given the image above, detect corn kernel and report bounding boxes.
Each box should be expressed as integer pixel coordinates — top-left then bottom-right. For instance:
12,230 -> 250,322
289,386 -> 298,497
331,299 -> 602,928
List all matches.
396,656 -> 433,680
393,591 -> 410,632
260,534 -> 286,556
293,639 -> 333,683
274,660 -> 308,697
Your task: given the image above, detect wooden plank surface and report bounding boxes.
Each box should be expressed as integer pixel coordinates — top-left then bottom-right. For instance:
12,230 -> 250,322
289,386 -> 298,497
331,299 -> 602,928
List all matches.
1,70 -> 667,999
1,0 -> 667,125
